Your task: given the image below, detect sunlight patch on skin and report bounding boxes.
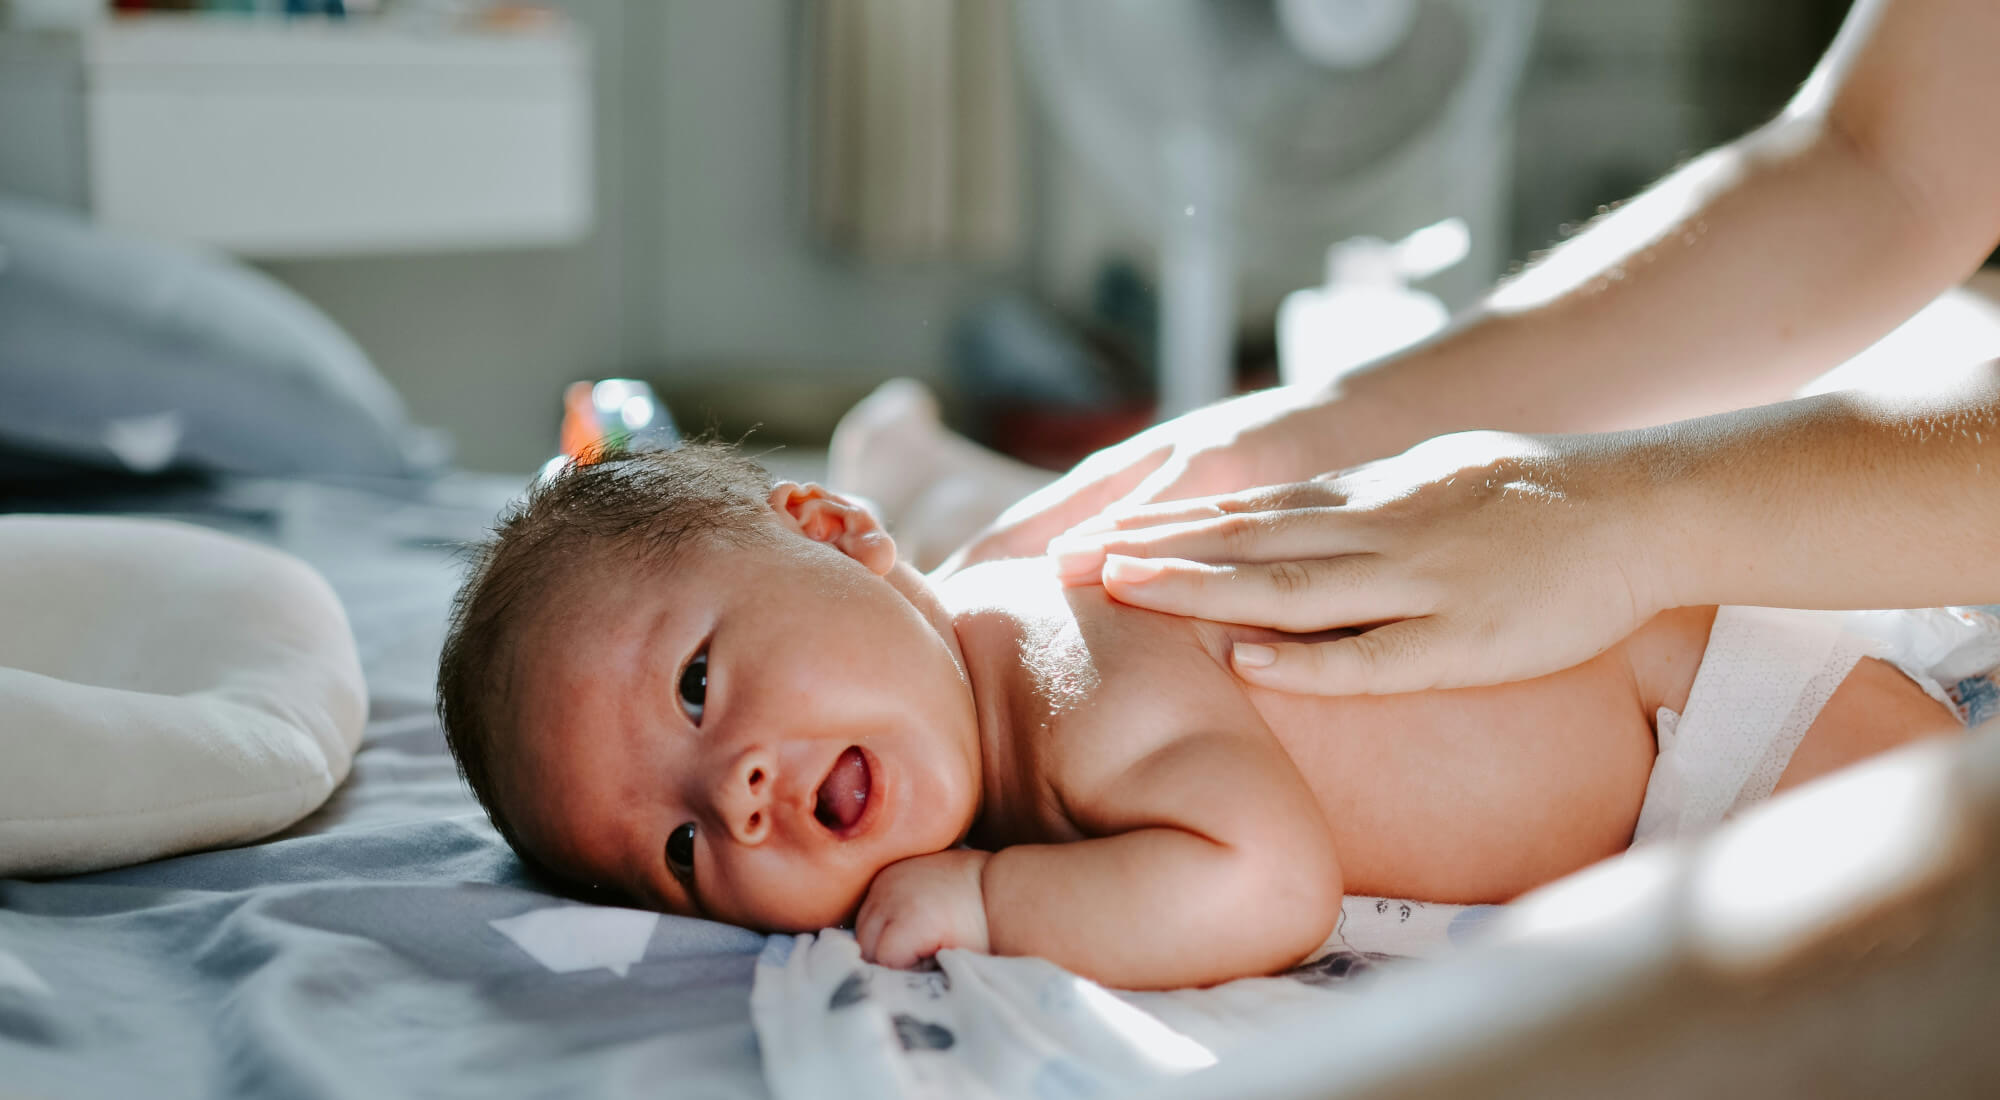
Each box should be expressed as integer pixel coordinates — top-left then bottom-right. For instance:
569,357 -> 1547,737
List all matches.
1798,293 -> 2000,399
1484,145 -> 1743,315
1021,616 -> 1100,718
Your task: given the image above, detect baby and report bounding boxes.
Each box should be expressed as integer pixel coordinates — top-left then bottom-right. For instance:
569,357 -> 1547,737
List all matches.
437,444 -> 1959,990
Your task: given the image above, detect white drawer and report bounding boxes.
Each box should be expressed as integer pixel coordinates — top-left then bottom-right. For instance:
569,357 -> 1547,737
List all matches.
4,15 -> 592,257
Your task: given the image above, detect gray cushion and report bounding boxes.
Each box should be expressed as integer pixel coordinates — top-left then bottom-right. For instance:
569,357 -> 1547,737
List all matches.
0,196 -> 440,479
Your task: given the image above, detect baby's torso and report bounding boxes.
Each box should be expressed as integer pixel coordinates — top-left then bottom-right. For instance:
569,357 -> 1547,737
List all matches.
1224,626 -> 1661,901
944,559 -> 1665,904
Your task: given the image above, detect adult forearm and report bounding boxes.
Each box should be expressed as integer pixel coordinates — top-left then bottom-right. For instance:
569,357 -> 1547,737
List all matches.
1325,118 -> 1982,462
1628,363 -> 2000,612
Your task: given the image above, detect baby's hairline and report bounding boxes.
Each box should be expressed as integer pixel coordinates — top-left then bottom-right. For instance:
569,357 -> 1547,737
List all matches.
440,441 -> 798,907
479,524 -> 785,884
459,460 -> 967,919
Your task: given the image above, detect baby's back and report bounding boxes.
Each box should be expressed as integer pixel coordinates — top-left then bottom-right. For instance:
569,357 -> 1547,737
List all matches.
948,559 -> 1664,905
1222,627 -> 1660,902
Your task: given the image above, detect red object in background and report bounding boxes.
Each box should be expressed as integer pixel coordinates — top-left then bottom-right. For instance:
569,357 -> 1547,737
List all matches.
559,380 -> 604,459
986,400 -> 1157,472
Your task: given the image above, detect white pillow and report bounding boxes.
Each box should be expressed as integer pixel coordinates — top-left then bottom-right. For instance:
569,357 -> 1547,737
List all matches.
0,516 -> 366,877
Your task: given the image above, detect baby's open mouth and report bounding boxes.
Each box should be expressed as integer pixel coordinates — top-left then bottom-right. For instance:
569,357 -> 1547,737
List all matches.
814,746 -> 872,834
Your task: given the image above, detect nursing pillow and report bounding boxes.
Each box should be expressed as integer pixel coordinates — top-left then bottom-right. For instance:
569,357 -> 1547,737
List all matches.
0,516 -> 366,877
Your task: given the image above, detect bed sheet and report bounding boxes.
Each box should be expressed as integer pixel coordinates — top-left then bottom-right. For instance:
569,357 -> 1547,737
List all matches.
0,474 -> 773,1099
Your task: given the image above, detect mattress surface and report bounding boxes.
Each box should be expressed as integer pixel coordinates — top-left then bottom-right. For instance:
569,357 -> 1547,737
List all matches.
0,474 -> 771,1099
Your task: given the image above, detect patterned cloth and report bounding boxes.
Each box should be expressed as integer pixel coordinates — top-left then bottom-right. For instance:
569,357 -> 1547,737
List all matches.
1948,670 -> 2000,725
751,606 -> 2000,1100
751,896 -> 1500,1100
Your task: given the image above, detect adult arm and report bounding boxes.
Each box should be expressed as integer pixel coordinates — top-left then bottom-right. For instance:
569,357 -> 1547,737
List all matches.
945,0 -> 2000,573
1050,364 -> 2000,694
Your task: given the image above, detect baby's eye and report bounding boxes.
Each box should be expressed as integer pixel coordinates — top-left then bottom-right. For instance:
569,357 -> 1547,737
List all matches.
678,651 -> 707,723
666,822 -> 697,883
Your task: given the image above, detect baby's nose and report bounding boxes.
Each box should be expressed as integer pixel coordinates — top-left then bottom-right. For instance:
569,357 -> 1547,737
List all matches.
713,747 -> 775,846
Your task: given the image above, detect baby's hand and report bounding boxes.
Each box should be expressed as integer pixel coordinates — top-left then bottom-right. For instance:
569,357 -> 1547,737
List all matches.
855,848 -> 992,969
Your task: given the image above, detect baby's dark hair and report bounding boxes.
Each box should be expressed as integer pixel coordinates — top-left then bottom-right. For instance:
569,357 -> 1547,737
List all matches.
436,442 -> 775,866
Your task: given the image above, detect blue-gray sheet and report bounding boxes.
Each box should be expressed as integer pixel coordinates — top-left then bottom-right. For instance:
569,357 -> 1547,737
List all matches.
0,475 -> 774,1099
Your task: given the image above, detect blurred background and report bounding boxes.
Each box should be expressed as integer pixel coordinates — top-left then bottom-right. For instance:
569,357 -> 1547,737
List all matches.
0,0 -> 1849,476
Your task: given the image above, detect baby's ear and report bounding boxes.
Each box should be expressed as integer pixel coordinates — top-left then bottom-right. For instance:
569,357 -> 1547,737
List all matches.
767,482 -> 898,576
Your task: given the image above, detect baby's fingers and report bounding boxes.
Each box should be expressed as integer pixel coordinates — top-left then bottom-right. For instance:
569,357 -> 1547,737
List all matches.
869,920 -> 937,971
855,898 -> 889,962
856,902 -> 930,970
1229,618 -> 1455,696
1097,555 -> 1405,633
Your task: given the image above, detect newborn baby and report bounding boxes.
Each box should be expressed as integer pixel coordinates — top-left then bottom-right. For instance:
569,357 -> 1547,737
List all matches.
438,444 -> 1957,990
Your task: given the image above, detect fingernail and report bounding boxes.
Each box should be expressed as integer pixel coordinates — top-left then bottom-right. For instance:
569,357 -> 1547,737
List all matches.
1064,515 -> 1115,538
1046,538 -> 1104,580
1102,555 -> 1164,584
1233,643 -> 1275,669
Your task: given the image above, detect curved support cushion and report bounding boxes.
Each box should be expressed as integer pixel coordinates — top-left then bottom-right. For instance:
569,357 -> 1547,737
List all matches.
0,517 -> 366,877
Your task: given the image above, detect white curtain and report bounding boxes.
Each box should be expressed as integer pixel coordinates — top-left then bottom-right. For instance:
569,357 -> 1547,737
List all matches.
807,0 -> 1022,263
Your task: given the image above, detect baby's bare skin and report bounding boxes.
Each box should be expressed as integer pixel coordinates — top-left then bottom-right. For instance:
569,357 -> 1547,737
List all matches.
942,559 -> 1954,909
513,482 -> 1958,992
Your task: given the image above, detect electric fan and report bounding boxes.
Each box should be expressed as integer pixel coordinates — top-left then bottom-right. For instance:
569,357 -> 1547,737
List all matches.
1015,0 -> 1539,415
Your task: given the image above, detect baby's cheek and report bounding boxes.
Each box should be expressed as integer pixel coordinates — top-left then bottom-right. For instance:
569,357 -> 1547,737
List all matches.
725,854 -> 876,933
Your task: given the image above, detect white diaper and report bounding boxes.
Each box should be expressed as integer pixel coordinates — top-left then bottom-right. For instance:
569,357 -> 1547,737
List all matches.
1632,605 -> 1993,845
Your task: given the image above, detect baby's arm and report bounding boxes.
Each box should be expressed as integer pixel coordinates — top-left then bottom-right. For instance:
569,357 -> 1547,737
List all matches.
861,727 -> 1343,990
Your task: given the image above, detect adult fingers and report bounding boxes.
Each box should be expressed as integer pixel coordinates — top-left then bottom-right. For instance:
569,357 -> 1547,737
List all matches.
1014,438 -> 1177,531
937,441 -> 1175,575
1097,555 -> 1409,632
1066,480 -> 1345,538
1228,618 -> 1454,696
1049,505 -> 1366,581
1096,453 -> 1212,524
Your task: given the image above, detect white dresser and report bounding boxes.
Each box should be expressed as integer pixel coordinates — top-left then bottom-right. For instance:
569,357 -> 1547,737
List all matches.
0,14 -> 592,257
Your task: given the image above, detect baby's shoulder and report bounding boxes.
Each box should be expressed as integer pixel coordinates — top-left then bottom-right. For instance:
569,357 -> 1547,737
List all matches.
945,557 -> 1263,768
1039,593 -> 1266,792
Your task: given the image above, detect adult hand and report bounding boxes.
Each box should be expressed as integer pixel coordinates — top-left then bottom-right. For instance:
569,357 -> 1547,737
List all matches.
938,385 -> 1373,578
1046,430 -> 1666,694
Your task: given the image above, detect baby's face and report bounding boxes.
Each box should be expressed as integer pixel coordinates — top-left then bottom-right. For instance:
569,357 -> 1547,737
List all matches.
511,485 -> 983,932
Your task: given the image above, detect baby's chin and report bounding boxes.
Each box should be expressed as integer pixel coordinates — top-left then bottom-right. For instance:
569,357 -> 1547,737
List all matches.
758,845 -> 959,933
752,885 -> 872,934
